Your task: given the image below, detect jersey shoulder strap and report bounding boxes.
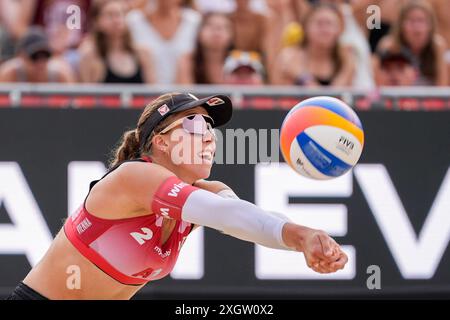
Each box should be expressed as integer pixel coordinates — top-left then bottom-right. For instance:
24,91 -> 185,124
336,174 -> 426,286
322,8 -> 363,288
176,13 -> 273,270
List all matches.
88,158 -> 149,191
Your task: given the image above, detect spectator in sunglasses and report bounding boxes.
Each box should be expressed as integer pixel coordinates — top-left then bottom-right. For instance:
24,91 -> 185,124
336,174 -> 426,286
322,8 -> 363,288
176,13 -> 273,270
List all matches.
0,27 -> 74,83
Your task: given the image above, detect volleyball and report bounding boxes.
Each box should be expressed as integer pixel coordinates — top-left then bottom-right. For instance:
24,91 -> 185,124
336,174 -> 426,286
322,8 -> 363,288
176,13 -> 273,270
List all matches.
280,96 -> 365,180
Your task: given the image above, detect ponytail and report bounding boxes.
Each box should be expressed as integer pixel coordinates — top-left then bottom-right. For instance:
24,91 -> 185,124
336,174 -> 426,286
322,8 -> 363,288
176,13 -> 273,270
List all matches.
109,129 -> 140,168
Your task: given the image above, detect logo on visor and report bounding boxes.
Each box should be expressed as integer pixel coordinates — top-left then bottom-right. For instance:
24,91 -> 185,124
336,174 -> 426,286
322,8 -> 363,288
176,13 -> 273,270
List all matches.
158,104 -> 170,116
206,97 -> 225,106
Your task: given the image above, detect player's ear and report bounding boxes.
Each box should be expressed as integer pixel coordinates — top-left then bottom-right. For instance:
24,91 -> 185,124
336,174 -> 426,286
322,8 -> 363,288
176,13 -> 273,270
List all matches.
152,134 -> 169,153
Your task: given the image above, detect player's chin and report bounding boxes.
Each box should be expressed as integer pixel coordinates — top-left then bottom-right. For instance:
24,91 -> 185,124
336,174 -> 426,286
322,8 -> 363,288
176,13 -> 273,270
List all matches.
189,161 -> 213,180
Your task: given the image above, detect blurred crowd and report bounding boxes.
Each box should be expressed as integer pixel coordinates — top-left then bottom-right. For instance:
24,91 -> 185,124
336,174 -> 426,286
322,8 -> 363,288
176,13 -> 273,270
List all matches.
0,0 -> 449,88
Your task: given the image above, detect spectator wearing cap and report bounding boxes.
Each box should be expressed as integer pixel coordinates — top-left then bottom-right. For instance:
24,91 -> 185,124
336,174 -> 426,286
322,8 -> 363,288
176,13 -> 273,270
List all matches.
376,49 -> 417,86
177,12 -> 233,84
375,0 -> 447,86
223,50 -> 265,85
0,27 -> 74,82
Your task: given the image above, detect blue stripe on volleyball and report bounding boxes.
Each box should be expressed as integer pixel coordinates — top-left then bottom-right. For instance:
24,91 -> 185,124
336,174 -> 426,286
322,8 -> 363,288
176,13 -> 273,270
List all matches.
296,132 -> 352,177
296,97 -> 363,129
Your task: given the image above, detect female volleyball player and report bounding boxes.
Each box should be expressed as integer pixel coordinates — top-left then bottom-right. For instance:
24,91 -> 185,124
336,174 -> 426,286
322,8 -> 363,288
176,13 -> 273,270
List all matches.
7,92 -> 347,300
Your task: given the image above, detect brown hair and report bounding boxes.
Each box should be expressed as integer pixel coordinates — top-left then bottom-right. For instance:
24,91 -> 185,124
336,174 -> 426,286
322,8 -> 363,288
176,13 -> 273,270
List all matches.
193,12 -> 234,84
109,93 -> 183,168
89,0 -> 134,58
390,0 -> 438,83
301,3 -> 345,76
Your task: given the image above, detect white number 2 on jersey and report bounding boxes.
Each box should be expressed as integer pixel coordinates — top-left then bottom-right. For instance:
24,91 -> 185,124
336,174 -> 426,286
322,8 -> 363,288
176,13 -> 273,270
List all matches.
130,228 -> 153,245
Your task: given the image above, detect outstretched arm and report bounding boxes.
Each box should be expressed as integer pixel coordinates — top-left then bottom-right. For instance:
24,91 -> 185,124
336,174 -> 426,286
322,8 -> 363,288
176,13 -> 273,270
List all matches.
183,189 -> 289,250
118,163 -> 348,274
180,189 -> 347,274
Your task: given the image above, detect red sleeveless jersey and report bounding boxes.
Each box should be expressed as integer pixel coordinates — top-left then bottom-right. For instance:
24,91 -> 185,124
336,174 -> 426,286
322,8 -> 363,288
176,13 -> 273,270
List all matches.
63,156 -> 193,285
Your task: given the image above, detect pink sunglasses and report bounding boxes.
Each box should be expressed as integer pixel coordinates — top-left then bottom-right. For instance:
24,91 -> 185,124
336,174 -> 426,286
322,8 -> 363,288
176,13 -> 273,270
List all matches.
159,114 -> 216,138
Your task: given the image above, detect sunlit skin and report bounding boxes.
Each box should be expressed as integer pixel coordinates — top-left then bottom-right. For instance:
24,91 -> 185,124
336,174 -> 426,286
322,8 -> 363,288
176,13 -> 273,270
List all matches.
21,107 -> 217,300
23,54 -> 50,78
22,106 -> 347,299
151,106 -> 217,184
156,0 -> 182,11
151,107 -> 348,273
147,0 -> 183,41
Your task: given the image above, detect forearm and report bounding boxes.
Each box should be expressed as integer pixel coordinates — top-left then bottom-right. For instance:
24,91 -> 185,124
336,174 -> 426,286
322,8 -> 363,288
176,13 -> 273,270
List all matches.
150,176 -> 346,272
216,187 -> 297,250
217,188 -> 239,200
151,177 -> 301,251
182,189 -> 292,250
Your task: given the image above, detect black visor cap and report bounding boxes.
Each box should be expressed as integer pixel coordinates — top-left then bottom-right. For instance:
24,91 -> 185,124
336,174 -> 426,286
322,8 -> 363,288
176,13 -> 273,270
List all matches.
139,93 -> 233,150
